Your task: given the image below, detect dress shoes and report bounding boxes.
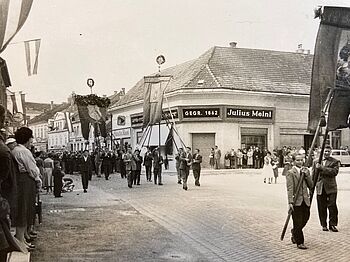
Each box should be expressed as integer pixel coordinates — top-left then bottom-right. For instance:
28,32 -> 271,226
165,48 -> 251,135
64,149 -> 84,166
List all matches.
83,189 -> 87,193
195,183 -> 200,186
322,226 -> 329,231
158,183 -> 163,186
297,244 -> 307,250
291,236 -> 296,244
183,186 -> 188,191
178,181 -> 182,184
329,226 -> 338,232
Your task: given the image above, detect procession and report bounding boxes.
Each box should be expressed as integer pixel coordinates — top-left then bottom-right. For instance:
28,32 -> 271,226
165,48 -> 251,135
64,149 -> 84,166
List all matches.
1,1 -> 350,262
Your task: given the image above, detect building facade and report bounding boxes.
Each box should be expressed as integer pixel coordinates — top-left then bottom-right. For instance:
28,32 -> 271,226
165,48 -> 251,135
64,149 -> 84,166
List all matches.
110,45 -> 323,168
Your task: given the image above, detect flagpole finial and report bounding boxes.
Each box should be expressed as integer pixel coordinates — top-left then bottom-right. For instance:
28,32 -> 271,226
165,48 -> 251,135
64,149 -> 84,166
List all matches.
87,78 -> 95,94
156,55 -> 165,73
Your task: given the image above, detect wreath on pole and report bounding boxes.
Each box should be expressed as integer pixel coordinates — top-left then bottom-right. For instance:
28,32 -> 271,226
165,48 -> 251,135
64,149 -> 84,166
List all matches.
74,94 -> 111,141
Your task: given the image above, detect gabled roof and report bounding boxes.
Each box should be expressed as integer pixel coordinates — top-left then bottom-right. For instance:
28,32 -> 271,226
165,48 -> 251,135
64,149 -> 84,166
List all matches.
27,103 -> 70,124
111,46 -> 313,108
25,102 -> 58,112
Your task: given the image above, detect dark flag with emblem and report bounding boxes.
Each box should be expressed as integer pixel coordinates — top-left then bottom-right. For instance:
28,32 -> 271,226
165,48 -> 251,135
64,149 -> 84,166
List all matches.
308,6 -> 350,131
74,94 -> 110,140
143,75 -> 171,128
165,124 -> 174,155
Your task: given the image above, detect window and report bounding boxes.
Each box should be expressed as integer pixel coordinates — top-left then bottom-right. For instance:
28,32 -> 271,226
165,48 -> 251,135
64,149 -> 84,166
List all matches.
332,151 -> 340,156
341,151 -> 349,156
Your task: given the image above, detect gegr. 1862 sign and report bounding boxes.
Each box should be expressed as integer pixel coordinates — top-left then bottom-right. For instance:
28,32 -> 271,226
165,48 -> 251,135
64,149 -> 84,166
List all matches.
183,108 -> 220,118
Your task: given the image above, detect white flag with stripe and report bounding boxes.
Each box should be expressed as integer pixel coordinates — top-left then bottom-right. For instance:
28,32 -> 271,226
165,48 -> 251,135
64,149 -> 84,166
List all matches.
24,38 -> 40,75
0,0 -> 34,54
65,112 -> 73,133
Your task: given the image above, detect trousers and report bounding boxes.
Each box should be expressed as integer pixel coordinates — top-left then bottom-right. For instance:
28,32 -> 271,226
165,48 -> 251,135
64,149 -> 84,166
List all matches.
317,188 -> 338,227
292,201 -> 310,245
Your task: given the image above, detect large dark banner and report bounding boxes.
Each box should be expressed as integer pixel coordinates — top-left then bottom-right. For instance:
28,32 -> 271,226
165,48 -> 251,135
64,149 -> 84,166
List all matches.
308,6 -> 350,131
143,75 -> 171,128
75,94 -> 110,140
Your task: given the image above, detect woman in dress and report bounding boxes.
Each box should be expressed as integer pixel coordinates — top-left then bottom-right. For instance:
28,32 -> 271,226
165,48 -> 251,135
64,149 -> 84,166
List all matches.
262,152 -> 274,184
247,148 -> 254,168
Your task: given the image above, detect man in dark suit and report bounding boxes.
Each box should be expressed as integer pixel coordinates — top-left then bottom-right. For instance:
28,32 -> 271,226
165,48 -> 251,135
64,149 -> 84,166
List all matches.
192,148 -> 202,186
152,148 -> 163,185
286,154 -> 313,249
79,150 -> 92,193
175,148 -> 183,184
143,148 -> 153,182
313,145 -> 340,232
180,147 -> 192,190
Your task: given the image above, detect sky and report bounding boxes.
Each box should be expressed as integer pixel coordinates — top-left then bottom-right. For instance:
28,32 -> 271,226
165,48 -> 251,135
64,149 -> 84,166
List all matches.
2,0 -> 350,103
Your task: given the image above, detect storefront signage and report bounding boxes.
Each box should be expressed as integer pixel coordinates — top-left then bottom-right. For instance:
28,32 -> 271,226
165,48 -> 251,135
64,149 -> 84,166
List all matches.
183,108 -> 220,118
131,109 -> 178,126
226,108 -> 273,119
112,128 -> 130,138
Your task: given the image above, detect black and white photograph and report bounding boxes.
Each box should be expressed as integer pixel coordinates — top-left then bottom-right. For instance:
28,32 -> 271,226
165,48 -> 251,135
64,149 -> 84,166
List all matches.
1,0 -> 350,261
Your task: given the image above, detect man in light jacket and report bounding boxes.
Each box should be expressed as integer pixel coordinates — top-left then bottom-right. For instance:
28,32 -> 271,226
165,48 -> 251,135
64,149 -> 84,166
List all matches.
286,154 -> 313,250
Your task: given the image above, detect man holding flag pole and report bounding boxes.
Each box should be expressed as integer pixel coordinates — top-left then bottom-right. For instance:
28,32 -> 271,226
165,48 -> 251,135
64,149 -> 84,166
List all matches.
281,6 -> 350,247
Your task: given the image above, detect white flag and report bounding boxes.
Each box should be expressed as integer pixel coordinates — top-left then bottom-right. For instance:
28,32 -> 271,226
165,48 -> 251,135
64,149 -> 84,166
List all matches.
24,39 -> 41,76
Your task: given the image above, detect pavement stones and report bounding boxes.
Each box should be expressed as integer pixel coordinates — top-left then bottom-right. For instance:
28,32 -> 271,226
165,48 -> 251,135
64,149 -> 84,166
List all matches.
31,168 -> 350,261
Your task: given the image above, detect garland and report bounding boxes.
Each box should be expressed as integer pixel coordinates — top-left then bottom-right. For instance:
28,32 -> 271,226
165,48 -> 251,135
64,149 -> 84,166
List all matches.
74,94 -> 111,108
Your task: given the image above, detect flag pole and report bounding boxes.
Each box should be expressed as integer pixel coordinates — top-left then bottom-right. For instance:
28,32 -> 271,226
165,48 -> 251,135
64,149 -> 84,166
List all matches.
280,88 -> 334,241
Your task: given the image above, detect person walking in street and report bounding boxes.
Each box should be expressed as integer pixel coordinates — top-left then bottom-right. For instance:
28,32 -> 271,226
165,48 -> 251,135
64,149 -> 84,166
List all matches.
132,149 -> 143,185
214,146 -> 221,169
192,149 -> 202,186
43,154 -> 54,193
102,151 -> 112,180
286,154 -> 313,250
143,148 -> 153,182
52,161 -> 64,198
180,147 -> 192,190
79,150 -> 92,193
123,148 -> 133,188
152,148 -> 163,185
312,145 -> 340,232
175,148 -> 183,184
262,152 -> 274,184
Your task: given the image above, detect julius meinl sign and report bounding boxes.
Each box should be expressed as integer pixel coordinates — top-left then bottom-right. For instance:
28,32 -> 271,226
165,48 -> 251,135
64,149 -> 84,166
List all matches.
226,107 -> 273,119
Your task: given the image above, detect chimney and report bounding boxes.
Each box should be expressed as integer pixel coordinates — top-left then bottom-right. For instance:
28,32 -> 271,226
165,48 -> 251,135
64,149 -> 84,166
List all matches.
121,88 -> 125,95
229,42 -> 237,48
50,101 -> 54,110
296,44 -> 304,54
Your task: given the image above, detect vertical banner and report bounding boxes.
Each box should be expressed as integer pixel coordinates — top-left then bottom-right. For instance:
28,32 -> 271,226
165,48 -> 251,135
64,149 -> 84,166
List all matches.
24,39 -> 41,76
308,6 -> 350,131
143,75 -> 172,128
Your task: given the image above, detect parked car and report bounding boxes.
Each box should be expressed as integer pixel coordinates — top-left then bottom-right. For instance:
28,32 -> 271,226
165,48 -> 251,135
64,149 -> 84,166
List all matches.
331,150 -> 350,166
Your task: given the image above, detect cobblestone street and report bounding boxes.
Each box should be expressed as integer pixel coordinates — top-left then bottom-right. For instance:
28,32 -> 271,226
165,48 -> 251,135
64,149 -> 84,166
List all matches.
102,168 -> 350,262
34,168 -> 350,261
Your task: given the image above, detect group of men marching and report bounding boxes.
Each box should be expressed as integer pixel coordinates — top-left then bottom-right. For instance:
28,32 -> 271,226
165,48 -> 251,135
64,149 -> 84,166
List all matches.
175,147 -> 202,191
286,146 -> 340,250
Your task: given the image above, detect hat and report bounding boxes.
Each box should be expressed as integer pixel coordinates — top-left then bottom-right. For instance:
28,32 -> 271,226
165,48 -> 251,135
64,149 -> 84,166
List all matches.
5,138 -> 16,145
